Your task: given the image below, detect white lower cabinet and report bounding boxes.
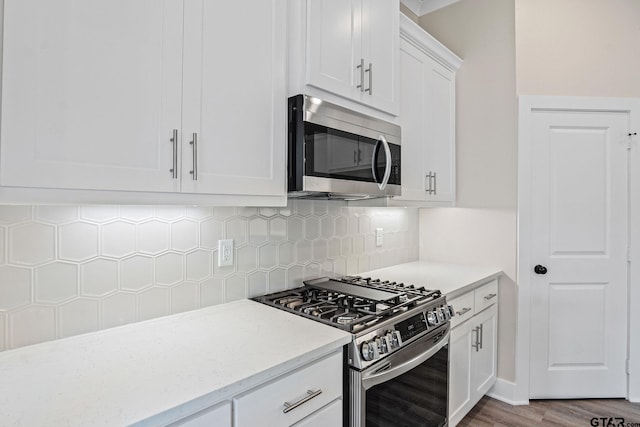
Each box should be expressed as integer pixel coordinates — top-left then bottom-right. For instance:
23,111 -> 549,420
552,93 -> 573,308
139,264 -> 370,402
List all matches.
448,282 -> 498,427
234,350 -> 343,427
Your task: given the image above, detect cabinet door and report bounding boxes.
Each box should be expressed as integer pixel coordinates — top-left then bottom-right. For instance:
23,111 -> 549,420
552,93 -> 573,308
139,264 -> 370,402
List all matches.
396,40 -> 428,201
449,320 -> 474,427
361,0 -> 399,115
424,60 -> 456,203
306,0 -> 359,100
472,304 -> 498,397
181,0 -> 286,196
1,0 -> 183,192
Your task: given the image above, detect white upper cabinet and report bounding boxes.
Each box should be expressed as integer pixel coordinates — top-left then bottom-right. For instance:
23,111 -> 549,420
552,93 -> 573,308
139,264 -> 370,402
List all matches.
0,0 -> 286,204
1,0 -> 183,193
293,0 -> 399,116
391,14 -> 461,206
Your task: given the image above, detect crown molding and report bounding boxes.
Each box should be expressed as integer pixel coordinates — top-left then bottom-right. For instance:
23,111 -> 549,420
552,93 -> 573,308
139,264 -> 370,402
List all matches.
400,13 -> 462,71
401,0 -> 460,16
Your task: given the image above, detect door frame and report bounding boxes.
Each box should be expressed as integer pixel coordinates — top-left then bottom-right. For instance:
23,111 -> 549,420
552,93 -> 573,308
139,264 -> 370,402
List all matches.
515,96 -> 640,403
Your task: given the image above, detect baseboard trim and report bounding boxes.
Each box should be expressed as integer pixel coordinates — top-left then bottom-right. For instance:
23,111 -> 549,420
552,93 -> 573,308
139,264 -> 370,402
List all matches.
487,378 -> 529,406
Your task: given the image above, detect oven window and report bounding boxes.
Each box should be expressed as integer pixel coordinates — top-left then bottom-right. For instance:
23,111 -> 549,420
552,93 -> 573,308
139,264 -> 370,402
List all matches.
304,123 -> 400,184
365,344 -> 448,427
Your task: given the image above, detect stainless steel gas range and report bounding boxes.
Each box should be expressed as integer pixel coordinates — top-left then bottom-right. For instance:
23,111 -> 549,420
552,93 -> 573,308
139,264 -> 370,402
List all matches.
254,276 -> 454,427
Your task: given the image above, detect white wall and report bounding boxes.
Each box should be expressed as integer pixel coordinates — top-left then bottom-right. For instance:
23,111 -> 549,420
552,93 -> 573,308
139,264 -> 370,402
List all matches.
418,0 -> 518,383
516,0 -> 640,97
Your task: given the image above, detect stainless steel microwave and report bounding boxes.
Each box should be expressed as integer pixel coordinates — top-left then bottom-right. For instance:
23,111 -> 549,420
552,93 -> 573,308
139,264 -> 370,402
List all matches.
288,95 -> 401,200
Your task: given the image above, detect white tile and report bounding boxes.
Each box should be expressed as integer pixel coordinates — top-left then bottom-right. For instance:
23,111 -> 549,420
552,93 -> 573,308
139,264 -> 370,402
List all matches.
59,222 -> 99,261
327,201 -> 345,217
320,260 -> 334,276
200,218 -> 223,249
268,269 -> 287,293
120,255 -> 153,291
212,251 -> 235,277
80,259 -> 118,296
224,275 -> 246,302
171,219 -> 198,252
278,205 -> 293,217
35,262 -> 78,303
335,216 -> 347,236
0,266 -> 32,310
171,282 -> 198,314
304,263 -> 320,280
249,217 -> 268,246
101,221 -> 136,258
313,239 -> 328,260
35,206 -> 78,224
359,215 -> 371,235
295,239 -> 312,264
137,287 -> 170,321
0,227 -> 6,265
58,298 -> 99,338
185,207 -> 212,220
212,207 -> 236,220
333,258 -> 347,276
305,217 -> 320,240
0,206 -> 31,223
138,220 -> 170,255
346,256 -> 359,275
200,278 -> 224,307
358,254 -> 371,272
278,242 -> 295,267
259,244 -> 278,270
80,206 -> 118,223
268,217 -> 287,242
153,206 -> 185,221
287,217 -> 304,240
287,265 -> 304,288
236,246 -> 257,274
341,237 -> 353,255
353,236 -> 365,255
118,206 -> 154,222
259,208 -> 277,218
225,218 -> 248,246
9,223 -> 55,265
248,271 -> 267,297
237,207 -> 258,218
9,306 -> 56,349
186,250 -> 212,281
313,200 -> 328,217
328,238 -> 341,258
102,293 -> 137,329
294,200 -> 313,216
348,216 -> 359,236
154,252 -> 184,286
320,217 -> 334,238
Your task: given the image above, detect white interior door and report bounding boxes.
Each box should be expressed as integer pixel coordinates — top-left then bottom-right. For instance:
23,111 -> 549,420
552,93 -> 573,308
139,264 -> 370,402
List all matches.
529,108 -> 628,398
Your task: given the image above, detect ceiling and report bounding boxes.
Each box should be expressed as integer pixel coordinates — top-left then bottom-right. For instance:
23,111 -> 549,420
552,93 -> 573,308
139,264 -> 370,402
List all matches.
401,0 -> 461,16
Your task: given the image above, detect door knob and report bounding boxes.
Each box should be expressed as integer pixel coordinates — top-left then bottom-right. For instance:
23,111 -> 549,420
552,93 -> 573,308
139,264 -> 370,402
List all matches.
534,265 -> 548,275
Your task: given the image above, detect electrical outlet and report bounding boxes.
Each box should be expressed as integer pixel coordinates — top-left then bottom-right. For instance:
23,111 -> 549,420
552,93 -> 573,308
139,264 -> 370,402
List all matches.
218,239 -> 234,267
375,228 -> 383,247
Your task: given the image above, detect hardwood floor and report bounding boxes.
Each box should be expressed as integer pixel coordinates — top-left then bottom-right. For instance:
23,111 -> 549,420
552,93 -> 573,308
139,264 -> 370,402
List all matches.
458,396 -> 640,427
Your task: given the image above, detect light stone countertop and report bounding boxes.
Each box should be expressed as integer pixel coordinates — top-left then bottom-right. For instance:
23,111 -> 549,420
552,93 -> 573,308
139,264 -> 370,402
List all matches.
0,299 -> 352,427
358,261 -> 503,299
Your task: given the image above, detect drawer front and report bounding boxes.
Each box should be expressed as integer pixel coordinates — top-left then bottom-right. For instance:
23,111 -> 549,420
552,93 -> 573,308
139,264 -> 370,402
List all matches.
292,399 -> 342,427
474,279 -> 498,313
449,291 -> 474,328
234,350 -> 342,427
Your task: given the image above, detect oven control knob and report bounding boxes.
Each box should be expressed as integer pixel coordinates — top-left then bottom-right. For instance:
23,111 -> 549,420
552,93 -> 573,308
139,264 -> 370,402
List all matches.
375,337 -> 386,355
447,305 -> 455,318
386,331 -> 399,349
361,341 -> 377,361
426,310 -> 438,326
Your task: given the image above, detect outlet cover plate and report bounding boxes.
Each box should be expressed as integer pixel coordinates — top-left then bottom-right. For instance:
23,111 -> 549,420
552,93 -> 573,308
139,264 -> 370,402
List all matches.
218,239 -> 234,267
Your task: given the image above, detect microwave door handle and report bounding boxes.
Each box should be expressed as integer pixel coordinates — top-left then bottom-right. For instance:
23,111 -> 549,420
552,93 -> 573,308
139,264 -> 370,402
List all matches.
371,138 -> 382,185
378,135 -> 392,190
361,332 -> 449,390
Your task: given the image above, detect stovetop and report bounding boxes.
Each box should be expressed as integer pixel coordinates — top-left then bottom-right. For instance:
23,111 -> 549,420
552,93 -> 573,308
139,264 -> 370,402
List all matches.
253,276 -> 443,333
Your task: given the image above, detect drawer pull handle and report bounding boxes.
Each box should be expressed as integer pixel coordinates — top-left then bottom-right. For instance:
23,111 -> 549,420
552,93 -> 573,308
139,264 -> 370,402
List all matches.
283,389 -> 322,414
456,307 -> 471,316
484,293 -> 497,301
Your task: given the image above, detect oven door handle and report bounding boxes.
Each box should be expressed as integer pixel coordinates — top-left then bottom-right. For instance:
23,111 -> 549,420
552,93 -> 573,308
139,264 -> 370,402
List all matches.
361,332 -> 449,390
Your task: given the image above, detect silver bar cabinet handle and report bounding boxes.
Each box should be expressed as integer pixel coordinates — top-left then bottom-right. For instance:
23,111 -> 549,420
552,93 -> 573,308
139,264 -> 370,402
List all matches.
189,132 -> 198,180
479,323 -> 484,350
365,62 -> 372,94
456,307 -> 471,316
356,58 -> 365,92
484,293 -> 497,301
425,173 -> 431,194
472,327 -> 480,351
170,129 -> 178,179
432,171 -> 437,195
282,389 -> 322,414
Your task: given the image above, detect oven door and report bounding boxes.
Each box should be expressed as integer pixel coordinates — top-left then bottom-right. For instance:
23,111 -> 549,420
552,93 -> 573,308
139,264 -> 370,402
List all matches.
351,329 -> 449,427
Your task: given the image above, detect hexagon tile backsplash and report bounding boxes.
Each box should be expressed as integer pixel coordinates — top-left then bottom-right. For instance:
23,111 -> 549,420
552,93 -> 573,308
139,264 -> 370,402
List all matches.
0,201 -> 419,351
